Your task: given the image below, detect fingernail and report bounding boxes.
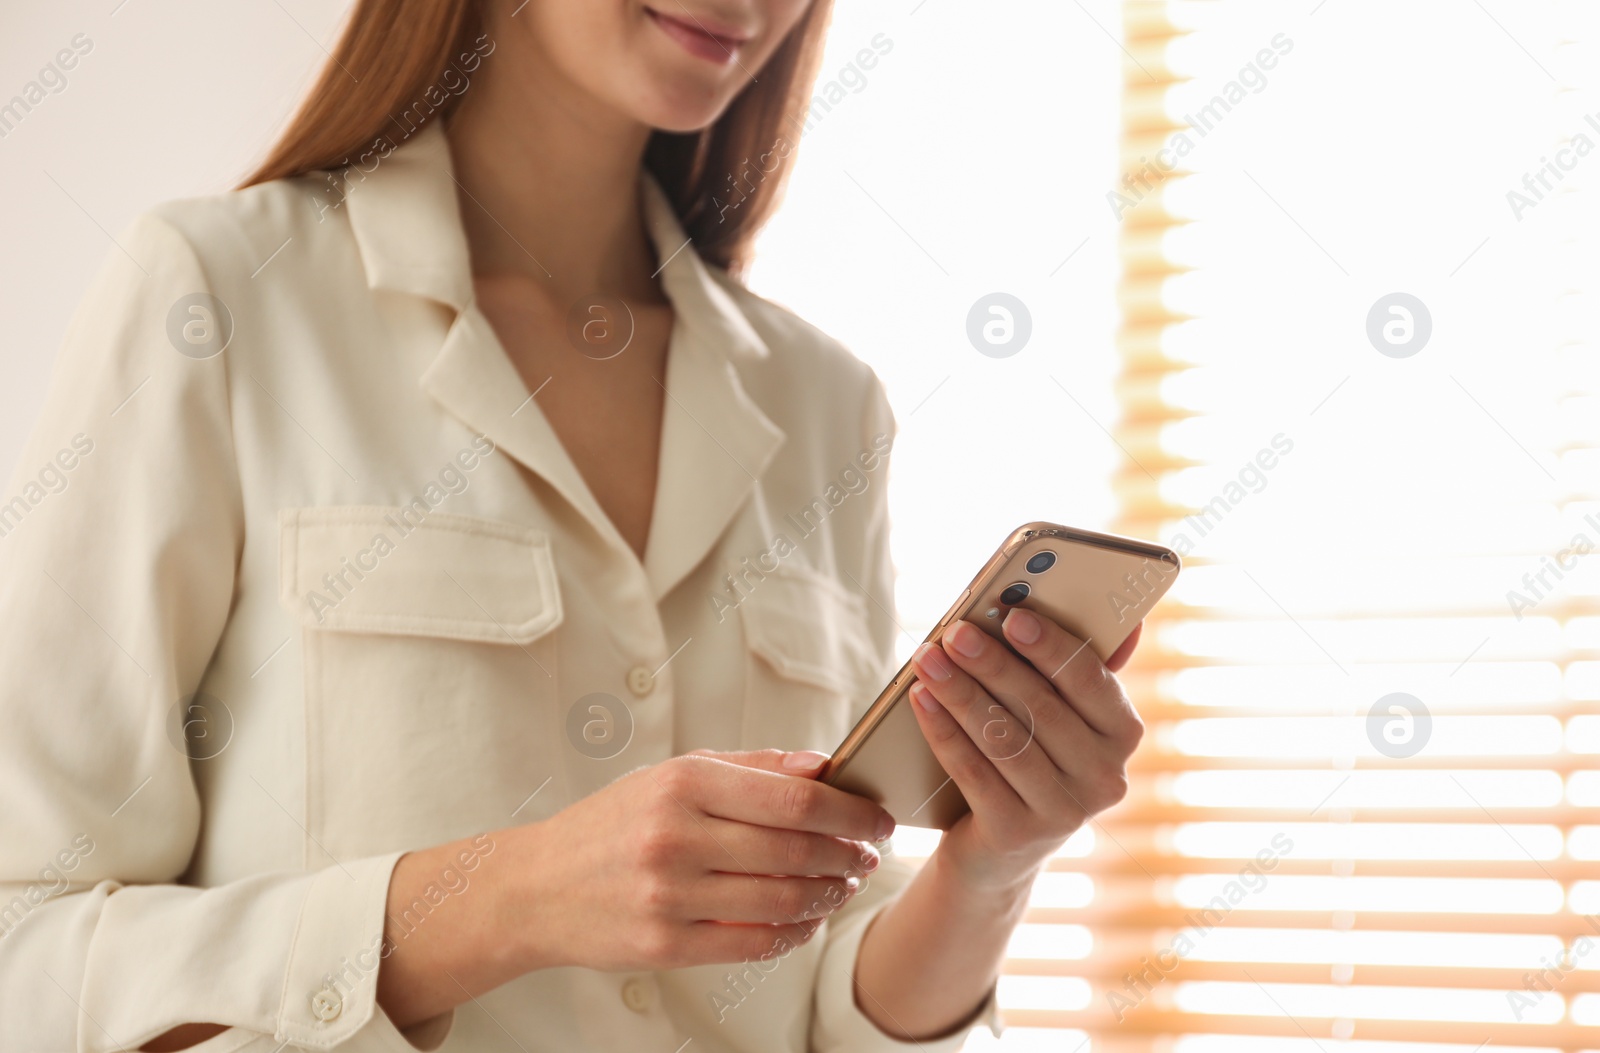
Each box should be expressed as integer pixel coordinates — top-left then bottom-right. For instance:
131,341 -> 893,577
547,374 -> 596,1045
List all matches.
783,750 -> 829,770
1003,607 -> 1041,645
845,875 -> 861,891
910,681 -> 941,714
914,643 -> 953,682
858,845 -> 881,871
948,621 -> 986,658
875,814 -> 896,843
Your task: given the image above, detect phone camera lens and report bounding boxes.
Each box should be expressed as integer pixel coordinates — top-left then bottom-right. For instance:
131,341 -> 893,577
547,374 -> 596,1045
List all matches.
999,582 -> 1030,606
1026,551 -> 1057,574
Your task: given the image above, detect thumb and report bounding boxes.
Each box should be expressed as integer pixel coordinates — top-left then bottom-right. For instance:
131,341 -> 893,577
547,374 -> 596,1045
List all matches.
686,747 -> 831,778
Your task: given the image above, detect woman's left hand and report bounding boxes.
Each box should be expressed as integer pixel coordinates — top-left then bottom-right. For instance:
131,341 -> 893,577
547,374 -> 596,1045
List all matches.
908,609 -> 1145,893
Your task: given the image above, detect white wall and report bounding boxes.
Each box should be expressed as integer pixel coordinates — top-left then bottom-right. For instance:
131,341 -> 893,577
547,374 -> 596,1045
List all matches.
1,0 -> 346,469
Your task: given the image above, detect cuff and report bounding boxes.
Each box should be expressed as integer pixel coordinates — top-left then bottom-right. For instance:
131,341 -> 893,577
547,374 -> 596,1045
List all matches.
811,904 -> 1005,1052
277,850 -> 454,1050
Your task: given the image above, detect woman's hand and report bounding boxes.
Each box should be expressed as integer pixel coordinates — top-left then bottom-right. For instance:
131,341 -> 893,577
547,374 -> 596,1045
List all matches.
907,611 -> 1145,893
514,749 -> 892,970
377,749 -> 893,1026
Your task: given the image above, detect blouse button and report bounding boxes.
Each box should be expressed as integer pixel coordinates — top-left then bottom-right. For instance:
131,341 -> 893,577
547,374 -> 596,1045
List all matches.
626,665 -> 654,697
621,977 -> 653,1013
310,986 -> 343,1022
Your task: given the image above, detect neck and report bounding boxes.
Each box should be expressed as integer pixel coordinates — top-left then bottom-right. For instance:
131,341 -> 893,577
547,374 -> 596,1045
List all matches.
444,36 -> 663,305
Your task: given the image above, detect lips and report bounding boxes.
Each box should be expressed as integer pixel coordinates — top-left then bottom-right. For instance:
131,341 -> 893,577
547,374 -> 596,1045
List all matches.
644,7 -> 751,65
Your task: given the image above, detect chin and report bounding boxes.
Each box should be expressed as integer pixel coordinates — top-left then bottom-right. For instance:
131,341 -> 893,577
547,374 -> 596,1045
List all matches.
623,71 -> 746,134
636,98 -> 738,135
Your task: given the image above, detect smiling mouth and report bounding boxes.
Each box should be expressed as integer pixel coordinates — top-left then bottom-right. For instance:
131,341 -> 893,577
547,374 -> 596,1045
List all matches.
644,7 -> 750,65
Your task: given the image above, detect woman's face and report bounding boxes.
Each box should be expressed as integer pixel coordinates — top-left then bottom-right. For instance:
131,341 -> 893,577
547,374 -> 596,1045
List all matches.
508,0 -> 816,132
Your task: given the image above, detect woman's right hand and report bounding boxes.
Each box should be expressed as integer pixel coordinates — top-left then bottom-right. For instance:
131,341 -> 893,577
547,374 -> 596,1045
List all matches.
378,749 -> 895,1026
518,748 -> 894,971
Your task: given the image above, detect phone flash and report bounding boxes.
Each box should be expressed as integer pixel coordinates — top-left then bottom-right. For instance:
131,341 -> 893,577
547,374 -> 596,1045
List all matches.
985,607 -> 1000,619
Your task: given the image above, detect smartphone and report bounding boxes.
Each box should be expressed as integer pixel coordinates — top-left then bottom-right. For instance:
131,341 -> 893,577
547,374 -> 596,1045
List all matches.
821,522 -> 1181,830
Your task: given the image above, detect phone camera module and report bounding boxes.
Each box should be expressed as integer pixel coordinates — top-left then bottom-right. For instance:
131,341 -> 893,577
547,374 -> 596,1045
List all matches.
999,582 -> 1031,606
1026,551 -> 1057,574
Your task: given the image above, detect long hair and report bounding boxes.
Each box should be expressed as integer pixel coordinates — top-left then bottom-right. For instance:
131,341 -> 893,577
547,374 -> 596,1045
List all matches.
238,0 -> 835,276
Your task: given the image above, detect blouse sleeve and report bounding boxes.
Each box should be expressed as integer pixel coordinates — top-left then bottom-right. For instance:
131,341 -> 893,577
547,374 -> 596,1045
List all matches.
806,372 -> 1003,1053
0,213 -> 441,1052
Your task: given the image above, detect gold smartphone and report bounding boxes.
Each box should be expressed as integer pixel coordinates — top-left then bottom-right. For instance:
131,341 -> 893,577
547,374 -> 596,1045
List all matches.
821,522 -> 1181,830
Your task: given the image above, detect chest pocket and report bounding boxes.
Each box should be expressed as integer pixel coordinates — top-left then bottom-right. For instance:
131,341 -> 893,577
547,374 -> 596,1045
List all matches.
279,507 -> 564,860
736,569 -> 885,753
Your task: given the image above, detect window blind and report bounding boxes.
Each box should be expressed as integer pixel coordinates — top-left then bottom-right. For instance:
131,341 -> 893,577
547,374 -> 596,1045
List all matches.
1019,1 -> 1593,1050
891,2 -> 1600,1051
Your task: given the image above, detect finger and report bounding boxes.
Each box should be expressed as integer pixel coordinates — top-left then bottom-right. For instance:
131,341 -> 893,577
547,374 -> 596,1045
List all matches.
689,873 -> 861,923
665,755 -> 895,843
1106,622 -> 1143,673
909,641 -> 1062,810
687,919 -> 823,963
1000,608 -> 1142,741
699,816 -> 880,878
686,747 -> 830,779
912,681 -> 1108,834
927,621 -> 1101,778
907,680 -> 1025,818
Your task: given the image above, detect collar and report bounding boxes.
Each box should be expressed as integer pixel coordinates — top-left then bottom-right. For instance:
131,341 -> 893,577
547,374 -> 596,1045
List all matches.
342,121 -> 770,364
341,121 -> 785,599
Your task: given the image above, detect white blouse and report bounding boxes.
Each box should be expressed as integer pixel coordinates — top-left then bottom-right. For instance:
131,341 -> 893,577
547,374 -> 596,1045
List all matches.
0,122 -> 994,1052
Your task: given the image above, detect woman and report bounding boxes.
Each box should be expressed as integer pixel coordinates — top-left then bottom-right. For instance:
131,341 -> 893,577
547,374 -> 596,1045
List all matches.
0,1 -> 1145,1049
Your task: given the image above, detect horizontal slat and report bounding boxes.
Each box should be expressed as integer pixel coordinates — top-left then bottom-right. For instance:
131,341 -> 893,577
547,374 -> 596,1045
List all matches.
1110,653 -> 1596,677
1123,753 -> 1600,773
1000,1007 -> 1594,1048
1110,183 -> 1187,231
1023,907 -> 1600,940
1100,804 -> 1598,826
1122,704 -> 1596,722
1123,5 -> 1180,43
1044,853 -> 1597,881
1007,956 -> 1600,995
